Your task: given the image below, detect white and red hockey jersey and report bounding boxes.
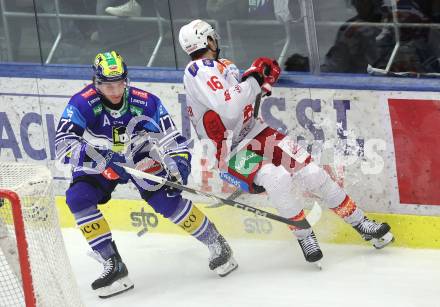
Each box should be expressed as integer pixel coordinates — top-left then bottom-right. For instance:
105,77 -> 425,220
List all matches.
183,58 -> 265,160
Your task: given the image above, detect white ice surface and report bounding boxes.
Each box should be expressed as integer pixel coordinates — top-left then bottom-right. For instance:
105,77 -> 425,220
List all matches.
63,229 -> 440,307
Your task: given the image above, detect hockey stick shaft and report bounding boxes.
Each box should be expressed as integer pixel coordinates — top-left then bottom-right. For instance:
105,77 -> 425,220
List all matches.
253,93 -> 262,119
124,166 -> 320,228
206,189 -> 243,209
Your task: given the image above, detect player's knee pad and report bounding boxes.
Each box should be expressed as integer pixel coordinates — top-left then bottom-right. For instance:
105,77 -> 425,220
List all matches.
295,162 -> 346,208
168,199 -> 209,238
74,207 -> 112,256
66,181 -> 103,213
254,164 -> 303,217
294,163 -> 326,190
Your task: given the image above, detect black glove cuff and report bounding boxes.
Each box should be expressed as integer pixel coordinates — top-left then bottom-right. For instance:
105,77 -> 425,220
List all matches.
241,72 -> 264,86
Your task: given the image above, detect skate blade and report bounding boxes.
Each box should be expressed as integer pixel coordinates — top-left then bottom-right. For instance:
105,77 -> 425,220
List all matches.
97,276 -> 134,299
215,257 -> 239,277
372,232 -> 394,249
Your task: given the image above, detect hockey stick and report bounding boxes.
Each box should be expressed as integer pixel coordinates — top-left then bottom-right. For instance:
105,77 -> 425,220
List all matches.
123,166 -> 322,228
205,189 -> 243,209
253,93 -> 263,119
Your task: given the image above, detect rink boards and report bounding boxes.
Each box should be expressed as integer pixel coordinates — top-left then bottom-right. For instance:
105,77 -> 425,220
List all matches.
1,76 -> 439,248
54,196 -> 440,249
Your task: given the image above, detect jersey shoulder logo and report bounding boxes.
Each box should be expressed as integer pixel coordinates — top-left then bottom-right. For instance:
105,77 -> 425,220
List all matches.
80,88 -> 97,99
132,89 -> 148,99
188,62 -> 199,77
202,59 -> 214,67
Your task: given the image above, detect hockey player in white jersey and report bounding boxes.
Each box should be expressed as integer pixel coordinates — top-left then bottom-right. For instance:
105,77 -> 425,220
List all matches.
178,19 -> 394,264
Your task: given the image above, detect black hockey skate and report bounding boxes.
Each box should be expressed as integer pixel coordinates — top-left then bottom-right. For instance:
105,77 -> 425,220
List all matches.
91,242 -> 134,298
208,235 -> 238,277
353,217 -> 394,249
297,231 -> 323,264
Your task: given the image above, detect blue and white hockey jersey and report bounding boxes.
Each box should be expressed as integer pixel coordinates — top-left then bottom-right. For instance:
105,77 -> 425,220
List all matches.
55,84 -> 189,174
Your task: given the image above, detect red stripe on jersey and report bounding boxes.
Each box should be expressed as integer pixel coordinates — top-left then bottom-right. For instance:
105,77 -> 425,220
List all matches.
203,110 -> 227,161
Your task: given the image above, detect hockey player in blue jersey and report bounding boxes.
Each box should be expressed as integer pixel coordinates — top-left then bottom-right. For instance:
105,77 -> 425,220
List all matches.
55,51 -> 238,298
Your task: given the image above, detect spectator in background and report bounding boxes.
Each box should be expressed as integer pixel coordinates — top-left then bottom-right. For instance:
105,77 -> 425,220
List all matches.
91,0 -> 158,46
90,0 -> 161,66
206,0 -> 292,66
377,0 -> 440,73
248,0 -> 274,19
105,0 -> 141,17
105,0 -> 207,19
91,0 -> 143,43
322,0 -> 440,74
207,0 -> 290,21
101,0 -> 208,67
273,0 -> 293,23
104,0 -> 289,21
29,0 -> 95,63
284,53 -> 310,72
37,0 -> 93,43
321,0 -> 384,73
206,0 -> 249,21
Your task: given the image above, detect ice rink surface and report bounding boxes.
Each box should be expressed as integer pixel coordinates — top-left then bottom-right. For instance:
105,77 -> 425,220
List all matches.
63,229 -> 440,307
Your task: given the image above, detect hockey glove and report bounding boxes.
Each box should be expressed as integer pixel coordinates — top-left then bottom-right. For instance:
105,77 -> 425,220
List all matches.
70,143 -> 130,181
163,153 -> 192,185
102,152 -> 130,182
241,57 -> 281,96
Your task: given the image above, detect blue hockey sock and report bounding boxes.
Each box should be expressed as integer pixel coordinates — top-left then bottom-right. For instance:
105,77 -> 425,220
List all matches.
74,207 -> 114,259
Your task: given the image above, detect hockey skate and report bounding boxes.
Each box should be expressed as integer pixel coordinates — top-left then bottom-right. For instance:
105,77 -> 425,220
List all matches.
297,231 -> 323,268
91,242 -> 134,298
353,217 -> 394,249
208,235 -> 238,277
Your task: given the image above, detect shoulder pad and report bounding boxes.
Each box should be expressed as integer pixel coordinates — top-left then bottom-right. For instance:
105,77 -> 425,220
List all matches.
76,85 -> 101,106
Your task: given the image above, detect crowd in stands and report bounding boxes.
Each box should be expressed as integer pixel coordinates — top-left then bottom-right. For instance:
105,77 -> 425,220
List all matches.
1,0 -> 440,74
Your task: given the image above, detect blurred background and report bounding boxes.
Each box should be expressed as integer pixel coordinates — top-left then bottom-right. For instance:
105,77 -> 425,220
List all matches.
1,0 -> 440,74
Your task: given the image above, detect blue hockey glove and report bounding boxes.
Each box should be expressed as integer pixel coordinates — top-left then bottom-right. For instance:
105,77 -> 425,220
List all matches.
71,143 -> 130,181
104,152 -> 130,181
163,153 -> 191,185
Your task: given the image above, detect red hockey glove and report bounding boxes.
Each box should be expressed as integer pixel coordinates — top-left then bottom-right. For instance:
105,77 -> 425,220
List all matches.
241,57 -> 281,96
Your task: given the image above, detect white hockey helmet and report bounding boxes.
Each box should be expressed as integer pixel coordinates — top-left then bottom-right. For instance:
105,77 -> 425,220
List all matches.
179,19 -> 220,55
